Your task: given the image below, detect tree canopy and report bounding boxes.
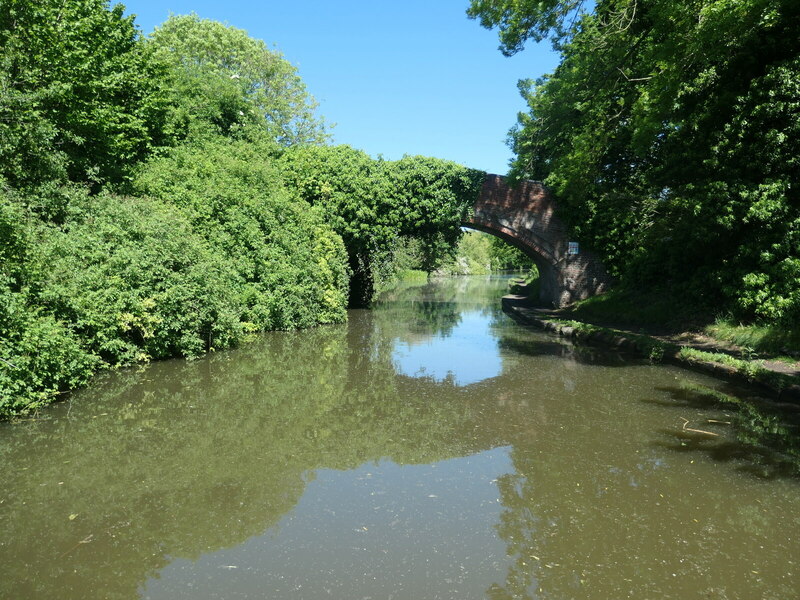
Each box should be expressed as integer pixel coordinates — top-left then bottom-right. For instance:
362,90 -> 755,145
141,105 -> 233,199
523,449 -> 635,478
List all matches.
146,13 -> 328,145
470,0 -> 800,323
467,0 -> 587,54
0,0 -> 168,188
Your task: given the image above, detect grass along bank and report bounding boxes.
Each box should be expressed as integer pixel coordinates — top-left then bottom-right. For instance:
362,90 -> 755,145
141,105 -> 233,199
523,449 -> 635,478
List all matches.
502,295 -> 800,402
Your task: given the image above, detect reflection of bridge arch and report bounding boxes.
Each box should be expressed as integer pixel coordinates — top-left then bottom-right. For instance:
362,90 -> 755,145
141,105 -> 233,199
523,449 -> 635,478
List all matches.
464,175 -> 611,307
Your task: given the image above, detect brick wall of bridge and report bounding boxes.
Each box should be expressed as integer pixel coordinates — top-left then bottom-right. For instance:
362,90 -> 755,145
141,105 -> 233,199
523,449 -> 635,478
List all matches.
465,175 -> 611,307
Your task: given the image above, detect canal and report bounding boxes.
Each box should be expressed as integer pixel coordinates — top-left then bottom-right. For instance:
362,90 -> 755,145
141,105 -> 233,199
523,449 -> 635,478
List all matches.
1,275 -> 799,599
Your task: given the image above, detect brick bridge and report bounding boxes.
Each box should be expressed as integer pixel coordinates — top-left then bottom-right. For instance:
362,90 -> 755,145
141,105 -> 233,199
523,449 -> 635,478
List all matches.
464,174 -> 611,307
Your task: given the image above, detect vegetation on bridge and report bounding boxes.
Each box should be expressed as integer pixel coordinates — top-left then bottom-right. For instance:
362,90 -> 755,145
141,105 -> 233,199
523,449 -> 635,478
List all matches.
279,145 -> 485,304
0,3 -> 483,417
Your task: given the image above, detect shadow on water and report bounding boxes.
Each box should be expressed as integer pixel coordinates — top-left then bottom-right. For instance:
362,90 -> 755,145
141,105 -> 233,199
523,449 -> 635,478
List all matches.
645,382 -> 800,480
497,335 -> 633,368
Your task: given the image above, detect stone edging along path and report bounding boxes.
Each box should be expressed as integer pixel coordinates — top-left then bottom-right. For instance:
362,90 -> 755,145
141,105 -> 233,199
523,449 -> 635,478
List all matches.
501,295 -> 800,404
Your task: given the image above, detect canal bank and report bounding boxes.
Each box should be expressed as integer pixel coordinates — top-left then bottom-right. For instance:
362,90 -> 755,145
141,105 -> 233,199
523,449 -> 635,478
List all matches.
502,294 -> 800,404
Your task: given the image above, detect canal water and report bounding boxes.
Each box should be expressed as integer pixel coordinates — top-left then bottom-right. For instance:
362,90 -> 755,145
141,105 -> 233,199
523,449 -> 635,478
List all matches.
2,275 -> 800,599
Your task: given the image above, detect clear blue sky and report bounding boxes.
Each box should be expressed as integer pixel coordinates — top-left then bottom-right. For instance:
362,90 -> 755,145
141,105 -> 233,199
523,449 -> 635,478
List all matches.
122,0 -> 559,175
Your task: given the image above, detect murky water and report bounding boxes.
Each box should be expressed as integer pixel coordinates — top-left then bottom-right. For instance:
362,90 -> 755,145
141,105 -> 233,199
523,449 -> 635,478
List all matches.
2,276 -> 800,599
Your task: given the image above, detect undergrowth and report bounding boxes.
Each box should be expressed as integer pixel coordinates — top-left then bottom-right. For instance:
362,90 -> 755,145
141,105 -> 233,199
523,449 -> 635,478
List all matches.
705,319 -> 800,357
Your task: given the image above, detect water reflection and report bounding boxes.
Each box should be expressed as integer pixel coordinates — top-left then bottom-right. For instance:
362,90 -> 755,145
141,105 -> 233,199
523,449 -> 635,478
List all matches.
650,382 -> 800,480
0,305 -> 491,600
144,451 -> 515,599
392,310 -> 503,386
382,277 -> 519,386
1,276 -> 799,599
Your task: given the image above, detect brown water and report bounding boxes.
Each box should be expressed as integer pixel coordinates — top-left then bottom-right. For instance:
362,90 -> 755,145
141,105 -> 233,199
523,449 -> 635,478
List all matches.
2,276 -> 800,599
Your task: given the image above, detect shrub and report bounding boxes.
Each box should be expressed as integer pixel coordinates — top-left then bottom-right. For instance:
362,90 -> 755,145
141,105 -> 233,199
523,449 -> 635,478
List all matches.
0,192 -> 98,416
132,135 -> 349,329
37,193 -> 245,364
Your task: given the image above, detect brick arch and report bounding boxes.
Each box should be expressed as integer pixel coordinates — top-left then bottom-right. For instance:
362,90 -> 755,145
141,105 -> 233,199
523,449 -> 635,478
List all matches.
464,175 -> 611,307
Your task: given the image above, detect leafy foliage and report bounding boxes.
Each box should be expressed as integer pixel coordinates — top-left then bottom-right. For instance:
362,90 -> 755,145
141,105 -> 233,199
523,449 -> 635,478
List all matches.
0,3 -> 351,416
488,235 -> 536,270
0,193 -> 99,415
1,169 -> 349,417
146,14 -> 328,145
0,0 -> 168,188
471,0 -> 800,325
0,184 -> 245,416
441,230 -> 536,275
279,145 -> 486,305
37,192 -> 245,364
443,231 -> 494,276
467,0 -> 587,54
132,136 -> 349,331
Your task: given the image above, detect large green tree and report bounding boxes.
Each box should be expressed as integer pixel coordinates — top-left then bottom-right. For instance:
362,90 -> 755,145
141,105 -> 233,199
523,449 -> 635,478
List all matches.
470,0 -> 800,323
0,0 -> 167,189
146,14 -> 328,145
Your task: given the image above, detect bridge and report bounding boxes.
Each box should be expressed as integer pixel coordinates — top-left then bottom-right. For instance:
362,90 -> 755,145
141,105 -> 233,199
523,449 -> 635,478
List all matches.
465,174 -> 611,307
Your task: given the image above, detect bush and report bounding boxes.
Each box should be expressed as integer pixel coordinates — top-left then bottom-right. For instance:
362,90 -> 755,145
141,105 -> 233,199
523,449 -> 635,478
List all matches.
37,193 -> 246,364
0,284 -> 99,417
132,135 -> 349,330
0,192 -> 98,416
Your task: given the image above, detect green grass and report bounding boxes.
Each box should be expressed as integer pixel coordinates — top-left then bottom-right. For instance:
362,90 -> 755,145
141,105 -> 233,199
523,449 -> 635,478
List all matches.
678,347 -> 796,391
566,287 -> 703,332
705,319 -> 800,357
375,268 -> 430,294
541,316 -> 671,362
522,306 -> 800,394
395,269 -> 429,282
568,289 -> 800,359
508,268 -> 540,296
679,348 -> 753,369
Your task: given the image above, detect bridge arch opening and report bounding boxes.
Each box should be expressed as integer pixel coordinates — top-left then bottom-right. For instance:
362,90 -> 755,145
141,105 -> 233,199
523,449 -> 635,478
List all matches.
459,223 -> 556,304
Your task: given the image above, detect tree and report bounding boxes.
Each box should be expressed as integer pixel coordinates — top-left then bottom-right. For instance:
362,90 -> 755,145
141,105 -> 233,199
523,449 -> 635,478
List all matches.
0,0 -> 168,189
470,0 -> 800,323
467,0 -> 587,54
146,14 -> 328,146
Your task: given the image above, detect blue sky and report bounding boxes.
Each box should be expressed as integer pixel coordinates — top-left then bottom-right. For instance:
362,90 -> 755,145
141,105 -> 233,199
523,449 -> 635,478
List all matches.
122,0 -> 559,175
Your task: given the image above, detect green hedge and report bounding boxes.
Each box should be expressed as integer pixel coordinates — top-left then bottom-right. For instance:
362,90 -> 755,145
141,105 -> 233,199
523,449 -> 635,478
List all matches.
132,136 -> 349,329
1,142 -> 351,418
